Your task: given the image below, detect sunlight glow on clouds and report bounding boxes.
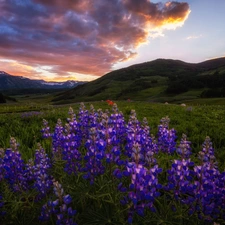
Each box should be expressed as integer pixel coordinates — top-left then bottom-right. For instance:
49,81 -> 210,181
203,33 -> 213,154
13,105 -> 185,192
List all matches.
0,0 -> 190,81
0,59 -> 37,77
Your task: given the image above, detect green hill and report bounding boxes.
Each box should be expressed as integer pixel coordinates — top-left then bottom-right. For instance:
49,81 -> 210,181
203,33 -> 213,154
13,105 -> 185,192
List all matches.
52,57 -> 225,104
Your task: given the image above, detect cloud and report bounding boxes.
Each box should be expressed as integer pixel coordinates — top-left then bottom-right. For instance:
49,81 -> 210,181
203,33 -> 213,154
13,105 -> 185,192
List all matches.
0,59 -> 41,78
0,0 -> 190,80
186,34 -> 202,40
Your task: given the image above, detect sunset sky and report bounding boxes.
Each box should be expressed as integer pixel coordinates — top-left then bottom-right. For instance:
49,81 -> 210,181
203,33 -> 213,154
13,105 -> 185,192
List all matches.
0,0 -> 225,81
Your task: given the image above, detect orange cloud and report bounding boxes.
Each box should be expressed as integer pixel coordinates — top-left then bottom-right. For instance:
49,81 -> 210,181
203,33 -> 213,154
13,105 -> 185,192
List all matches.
0,59 -> 39,78
0,0 -> 191,81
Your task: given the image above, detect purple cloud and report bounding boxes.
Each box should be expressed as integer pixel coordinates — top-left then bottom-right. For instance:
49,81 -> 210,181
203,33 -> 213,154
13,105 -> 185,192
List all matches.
0,0 -> 190,79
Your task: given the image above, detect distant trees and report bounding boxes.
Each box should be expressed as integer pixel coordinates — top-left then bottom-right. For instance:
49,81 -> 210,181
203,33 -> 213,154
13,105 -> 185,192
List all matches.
166,82 -> 188,94
200,88 -> 225,98
0,92 -> 6,103
166,73 -> 225,95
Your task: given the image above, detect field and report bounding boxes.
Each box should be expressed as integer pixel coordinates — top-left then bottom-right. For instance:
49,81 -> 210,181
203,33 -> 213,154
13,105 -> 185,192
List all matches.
0,100 -> 225,224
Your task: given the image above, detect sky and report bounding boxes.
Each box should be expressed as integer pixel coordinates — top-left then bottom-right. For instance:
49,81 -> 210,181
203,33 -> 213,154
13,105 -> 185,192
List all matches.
0,0 -> 225,82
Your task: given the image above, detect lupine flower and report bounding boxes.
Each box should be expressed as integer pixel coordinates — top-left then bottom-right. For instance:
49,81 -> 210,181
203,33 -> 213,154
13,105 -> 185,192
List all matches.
141,118 -> 159,158
121,162 -> 162,223
62,123 -> 82,175
176,134 -> 192,159
157,116 -> 176,154
82,127 -> 106,184
144,150 -> 157,168
40,181 -> 77,225
52,119 -> 64,159
27,143 -> 53,198
98,112 -> 121,164
118,129 -> 162,223
77,102 -> 89,141
199,136 -> 215,162
191,137 -> 223,221
41,119 -> 51,138
125,110 -> 143,159
166,159 -> 194,201
166,134 -> 194,204
88,104 -> 98,128
96,103 -> 126,167
3,137 -> 27,192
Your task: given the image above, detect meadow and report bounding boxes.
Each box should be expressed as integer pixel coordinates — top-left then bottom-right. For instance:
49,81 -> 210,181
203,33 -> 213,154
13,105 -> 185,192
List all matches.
0,100 -> 225,224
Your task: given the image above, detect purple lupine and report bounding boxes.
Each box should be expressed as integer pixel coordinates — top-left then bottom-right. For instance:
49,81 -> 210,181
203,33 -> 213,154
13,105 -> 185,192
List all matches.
125,111 -> 157,165
109,103 -> 126,141
40,181 -> 77,225
118,135 -> 162,223
166,159 -> 194,203
82,127 -> 106,184
141,118 -> 159,161
125,110 -> 143,159
62,123 -> 82,175
199,136 -> 215,163
191,137 -> 223,222
121,162 -> 162,223
25,143 -> 53,199
3,137 -> 27,192
166,134 -> 194,204
25,159 -> 35,183
157,116 -> 176,154
88,104 -> 98,128
217,171 -> 225,220
67,107 -> 81,143
52,119 -> 64,159
144,149 -> 157,169
176,134 -> 192,159
34,143 -> 53,197
77,102 -> 89,141
98,111 -> 122,165
41,119 -> 51,138
113,110 -> 143,180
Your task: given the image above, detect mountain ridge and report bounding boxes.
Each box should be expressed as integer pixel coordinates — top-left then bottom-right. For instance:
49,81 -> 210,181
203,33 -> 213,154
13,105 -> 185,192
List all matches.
0,71 -> 86,90
52,57 -> 225,104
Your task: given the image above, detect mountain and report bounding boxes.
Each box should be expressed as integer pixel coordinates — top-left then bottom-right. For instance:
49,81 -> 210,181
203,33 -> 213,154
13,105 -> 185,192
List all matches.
0,71 -> 86,90
52,57 -> 225,104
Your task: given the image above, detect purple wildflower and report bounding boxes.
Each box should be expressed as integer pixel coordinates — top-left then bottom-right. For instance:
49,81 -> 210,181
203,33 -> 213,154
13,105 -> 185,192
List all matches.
191,137 -> 223,221
166,134 -> 194,203
82,127 -> 106,184
40,181 -> 77,225
3,137 -> 27,192
41,119 -> 51,138
157,116 -> 176,154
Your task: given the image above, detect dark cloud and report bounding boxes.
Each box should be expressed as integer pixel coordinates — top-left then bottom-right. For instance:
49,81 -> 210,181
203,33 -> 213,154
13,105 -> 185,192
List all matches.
0,0 -> 190,79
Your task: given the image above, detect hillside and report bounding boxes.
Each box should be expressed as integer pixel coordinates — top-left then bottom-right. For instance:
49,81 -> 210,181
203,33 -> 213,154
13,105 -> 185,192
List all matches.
52,57 -> 225,104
